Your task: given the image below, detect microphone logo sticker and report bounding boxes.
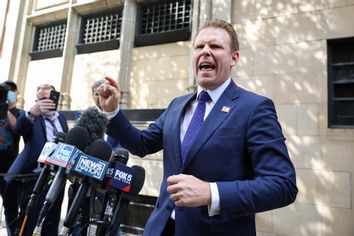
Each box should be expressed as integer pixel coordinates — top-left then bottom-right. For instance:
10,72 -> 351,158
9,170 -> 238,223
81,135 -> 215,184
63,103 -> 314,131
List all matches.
73,153 -> 108,181
50,143 -> 76,167
37,142 -> 57,164
114,170 -> 133,183
110,162 -> 135,192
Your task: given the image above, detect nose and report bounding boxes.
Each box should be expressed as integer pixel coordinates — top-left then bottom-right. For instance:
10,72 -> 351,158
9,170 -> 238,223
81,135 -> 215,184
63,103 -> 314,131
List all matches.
201,45 -> 211,56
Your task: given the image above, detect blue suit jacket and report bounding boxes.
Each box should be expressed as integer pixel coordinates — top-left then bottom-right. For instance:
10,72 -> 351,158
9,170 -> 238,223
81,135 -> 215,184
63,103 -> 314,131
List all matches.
107,81 -> 297,236
6,111 -> 68,235
106,134 -> 122,153
7,111 -> 69,177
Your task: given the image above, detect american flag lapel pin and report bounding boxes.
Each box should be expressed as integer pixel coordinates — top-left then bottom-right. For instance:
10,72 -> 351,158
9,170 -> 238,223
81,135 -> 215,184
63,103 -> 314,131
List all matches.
221,106 -> 230,113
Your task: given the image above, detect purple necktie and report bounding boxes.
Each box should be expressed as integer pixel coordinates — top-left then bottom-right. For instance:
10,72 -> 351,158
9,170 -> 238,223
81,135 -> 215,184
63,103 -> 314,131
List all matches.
181,90 -> 211,162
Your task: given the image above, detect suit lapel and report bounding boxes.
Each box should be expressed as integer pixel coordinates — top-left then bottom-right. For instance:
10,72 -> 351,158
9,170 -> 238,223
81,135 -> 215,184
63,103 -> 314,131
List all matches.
58,113 -> 68,132
38,116 -> 47,139
182,81 -> 240,169
170,93 -> 196,171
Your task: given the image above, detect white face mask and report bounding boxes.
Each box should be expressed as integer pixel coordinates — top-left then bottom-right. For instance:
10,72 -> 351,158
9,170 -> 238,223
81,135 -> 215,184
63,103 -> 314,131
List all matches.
44,111 -> 55,117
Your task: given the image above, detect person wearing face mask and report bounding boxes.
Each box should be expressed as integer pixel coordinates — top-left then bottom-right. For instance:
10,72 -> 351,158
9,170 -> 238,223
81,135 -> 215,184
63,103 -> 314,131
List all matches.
6,84 -> 68,236
0,80 -> 22,235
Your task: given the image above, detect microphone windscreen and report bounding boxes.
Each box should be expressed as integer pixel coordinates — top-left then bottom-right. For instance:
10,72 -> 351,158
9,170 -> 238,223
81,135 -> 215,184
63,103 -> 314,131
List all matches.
86,139 -> 112,162
53,132 -> 67,144
76,107 -> 109,143
111,148 -> 129,165
129,165 -> 145,196
65,126 -> 90,151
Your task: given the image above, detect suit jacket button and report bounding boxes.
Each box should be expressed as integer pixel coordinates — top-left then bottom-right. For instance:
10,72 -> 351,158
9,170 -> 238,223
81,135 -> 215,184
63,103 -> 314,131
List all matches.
166,205 -> 173,211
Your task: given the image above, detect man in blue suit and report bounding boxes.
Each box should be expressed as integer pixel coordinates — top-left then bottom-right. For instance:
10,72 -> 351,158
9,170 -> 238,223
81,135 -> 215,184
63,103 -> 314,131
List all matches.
7,84 -> 68,235
98,19 -> 297,236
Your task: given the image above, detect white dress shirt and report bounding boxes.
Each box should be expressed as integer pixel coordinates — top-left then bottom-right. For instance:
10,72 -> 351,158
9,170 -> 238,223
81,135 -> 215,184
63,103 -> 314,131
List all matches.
178,78 -> 232,217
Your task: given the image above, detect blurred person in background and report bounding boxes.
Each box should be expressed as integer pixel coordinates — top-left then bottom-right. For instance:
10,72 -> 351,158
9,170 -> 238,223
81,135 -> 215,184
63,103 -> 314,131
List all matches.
6,84 -> 68,235
92,80 -> 121,152
0,80 -> 22,235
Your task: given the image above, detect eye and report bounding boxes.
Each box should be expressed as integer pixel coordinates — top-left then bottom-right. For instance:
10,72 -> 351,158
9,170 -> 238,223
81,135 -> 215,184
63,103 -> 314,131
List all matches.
210,44 -> 222,49
194,44 -> 204,49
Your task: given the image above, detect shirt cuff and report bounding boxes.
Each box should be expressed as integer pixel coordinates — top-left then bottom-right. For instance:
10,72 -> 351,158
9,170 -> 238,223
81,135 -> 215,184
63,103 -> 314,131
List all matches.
26,110 -> 35,122
102,108 -> 120,120
208,182 -> 221,216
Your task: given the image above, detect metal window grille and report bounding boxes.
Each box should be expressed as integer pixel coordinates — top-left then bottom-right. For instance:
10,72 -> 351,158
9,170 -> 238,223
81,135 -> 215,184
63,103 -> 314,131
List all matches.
328,38 -> 354,127
34,23 -> 66,52
141,0 -> 191,35
81,11 -> 122,44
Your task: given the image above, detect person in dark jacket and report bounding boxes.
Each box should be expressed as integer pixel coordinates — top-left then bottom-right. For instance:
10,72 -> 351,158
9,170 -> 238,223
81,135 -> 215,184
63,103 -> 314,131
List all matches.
6,84 -> 68,236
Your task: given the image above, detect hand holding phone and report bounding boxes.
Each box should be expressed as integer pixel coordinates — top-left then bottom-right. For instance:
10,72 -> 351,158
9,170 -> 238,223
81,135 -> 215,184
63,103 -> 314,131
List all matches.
49,90 -> 60,111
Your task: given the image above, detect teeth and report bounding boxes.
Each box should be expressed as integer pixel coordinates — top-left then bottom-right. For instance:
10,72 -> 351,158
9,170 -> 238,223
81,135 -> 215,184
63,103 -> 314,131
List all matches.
199,62 -> 215,71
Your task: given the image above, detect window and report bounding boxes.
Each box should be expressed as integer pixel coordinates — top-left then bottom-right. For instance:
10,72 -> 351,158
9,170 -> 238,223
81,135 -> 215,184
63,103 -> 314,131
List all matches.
77,9 -> 123,54
30,21 -> 67,60
327,37 -> 354,127
135,0 -> 192,47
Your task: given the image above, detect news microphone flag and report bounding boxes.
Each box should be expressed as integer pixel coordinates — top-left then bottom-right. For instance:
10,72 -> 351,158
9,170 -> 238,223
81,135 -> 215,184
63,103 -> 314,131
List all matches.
106,162 -> 135,193
37,142 -> 58,165
48,143 -> 82,168
68,152 -> 109,182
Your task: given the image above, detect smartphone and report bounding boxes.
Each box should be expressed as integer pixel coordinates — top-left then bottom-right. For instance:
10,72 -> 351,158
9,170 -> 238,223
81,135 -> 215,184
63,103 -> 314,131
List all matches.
49,90 -> 60,111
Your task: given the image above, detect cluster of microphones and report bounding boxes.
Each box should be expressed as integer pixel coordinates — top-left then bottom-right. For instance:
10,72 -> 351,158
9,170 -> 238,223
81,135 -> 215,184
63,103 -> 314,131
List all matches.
20,108 -> 145,236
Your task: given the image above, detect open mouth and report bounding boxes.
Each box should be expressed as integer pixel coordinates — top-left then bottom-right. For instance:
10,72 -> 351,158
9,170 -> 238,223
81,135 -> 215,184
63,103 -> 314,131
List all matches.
199,62 -> 215,71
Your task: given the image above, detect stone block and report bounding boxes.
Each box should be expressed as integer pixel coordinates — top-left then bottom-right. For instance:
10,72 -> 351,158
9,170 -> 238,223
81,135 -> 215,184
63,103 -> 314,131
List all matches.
273,72 -> 326,104
322,5 -> 354,39
286,136 -> 322,169
297,105 -> 320,136
276,105 -> 297,136
296,169 -> 351,208
276,12 -> 322,44
273,203 -> 321,236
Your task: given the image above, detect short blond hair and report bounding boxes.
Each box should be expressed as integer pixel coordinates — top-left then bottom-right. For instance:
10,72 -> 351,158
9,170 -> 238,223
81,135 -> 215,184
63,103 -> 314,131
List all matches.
37,84 -> 56,91
196,19 -> 239,52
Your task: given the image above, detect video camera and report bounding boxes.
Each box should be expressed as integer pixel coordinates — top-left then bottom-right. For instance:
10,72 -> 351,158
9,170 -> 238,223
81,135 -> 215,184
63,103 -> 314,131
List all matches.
0,84 -> 9,122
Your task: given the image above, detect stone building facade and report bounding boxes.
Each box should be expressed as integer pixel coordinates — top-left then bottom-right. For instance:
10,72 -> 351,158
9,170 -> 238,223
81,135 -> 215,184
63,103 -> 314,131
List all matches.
1,0 -> 354,235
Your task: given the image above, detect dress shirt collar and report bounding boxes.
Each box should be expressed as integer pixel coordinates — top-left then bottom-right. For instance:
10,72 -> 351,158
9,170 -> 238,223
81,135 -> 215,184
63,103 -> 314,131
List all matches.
197,77 -> 232,104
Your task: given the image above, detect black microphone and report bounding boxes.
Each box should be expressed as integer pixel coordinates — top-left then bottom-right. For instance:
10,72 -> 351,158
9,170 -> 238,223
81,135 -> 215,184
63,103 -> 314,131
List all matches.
96,148 -> 130,236
25,132 -> 67,216
59,139 -> 112,236
76,106 -> 109,143
33,126 -> 90,235
52,132 -> 67,144
108,165 -> 145,236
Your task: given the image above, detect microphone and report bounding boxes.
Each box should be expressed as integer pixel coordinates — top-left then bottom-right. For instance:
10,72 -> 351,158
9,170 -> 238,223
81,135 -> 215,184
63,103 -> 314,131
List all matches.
33,126 -> 90,234
25,132 -> 67,216
76,106 -> 109,143
96,148 -> 130,236
59,139 -> 112,236
108,165 -> 145,236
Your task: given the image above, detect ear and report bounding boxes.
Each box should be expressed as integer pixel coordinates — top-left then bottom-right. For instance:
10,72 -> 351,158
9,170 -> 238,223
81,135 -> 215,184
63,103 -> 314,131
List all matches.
230,51 -> 240,67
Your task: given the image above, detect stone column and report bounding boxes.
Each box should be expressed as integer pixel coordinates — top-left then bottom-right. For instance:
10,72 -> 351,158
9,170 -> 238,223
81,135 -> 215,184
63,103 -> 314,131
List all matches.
187,0 -> 213,91
118,0 -> 137,109
59,6 -> 79,110
187,0 -> 232,92
212,0 -> 231,22
11,0 -> 34,109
